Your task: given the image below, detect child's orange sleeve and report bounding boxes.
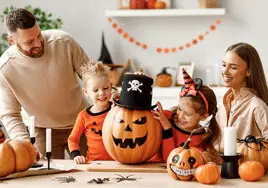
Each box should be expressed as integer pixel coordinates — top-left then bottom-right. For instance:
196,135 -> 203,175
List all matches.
68,112 -> 86,152
160,110 -> 176,162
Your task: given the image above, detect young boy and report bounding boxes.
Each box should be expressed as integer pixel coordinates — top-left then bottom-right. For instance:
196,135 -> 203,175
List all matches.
68,61 -> 114,164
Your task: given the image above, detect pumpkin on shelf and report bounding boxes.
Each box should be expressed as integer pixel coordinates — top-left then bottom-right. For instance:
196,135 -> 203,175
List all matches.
237,135 -> 268,172
0,139 -> 37,177
130,0 -> 145,9
238,161 -> 265,181
195,162 -> 220,184
155,67 -> 174,87
102,72 -> 162,164
167,127 -> 206,181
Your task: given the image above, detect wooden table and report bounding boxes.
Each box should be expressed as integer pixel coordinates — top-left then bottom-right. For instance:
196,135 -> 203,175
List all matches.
1,160 -> 268,188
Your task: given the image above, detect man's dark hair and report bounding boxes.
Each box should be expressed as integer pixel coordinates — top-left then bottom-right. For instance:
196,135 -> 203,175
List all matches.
5,8 -> 36,34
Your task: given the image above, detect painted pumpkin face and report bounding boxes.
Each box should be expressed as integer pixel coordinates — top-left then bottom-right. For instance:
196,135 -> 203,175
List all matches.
167,147 -> 205,181
102,106 -> 162,164
0,129 -> 6,144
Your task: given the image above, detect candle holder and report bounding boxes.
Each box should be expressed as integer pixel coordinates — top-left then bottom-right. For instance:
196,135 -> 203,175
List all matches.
220,153 -> 242,179
30,137 -> 43,168
46,152 -> 52,170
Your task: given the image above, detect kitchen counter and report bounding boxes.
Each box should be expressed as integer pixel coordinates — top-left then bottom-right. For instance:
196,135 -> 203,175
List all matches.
1,160 -> 268,188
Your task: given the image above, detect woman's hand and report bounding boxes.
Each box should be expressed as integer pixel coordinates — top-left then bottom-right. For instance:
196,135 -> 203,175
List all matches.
74,155 -> 86,164
151,102 -> 172,130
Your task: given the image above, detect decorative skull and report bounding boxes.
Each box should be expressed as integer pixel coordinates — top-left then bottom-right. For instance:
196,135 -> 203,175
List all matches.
127,80 -> 143,93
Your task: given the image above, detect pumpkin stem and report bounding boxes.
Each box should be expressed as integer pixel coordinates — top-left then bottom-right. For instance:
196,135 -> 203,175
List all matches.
182,127 -> 207,149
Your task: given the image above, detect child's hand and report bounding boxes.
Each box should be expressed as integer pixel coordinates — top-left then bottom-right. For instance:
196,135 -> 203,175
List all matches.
151,102 -> 172,130
74,155 -> 86,164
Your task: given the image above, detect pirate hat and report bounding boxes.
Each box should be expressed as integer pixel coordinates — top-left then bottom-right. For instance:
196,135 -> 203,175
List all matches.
113,73 -> 156,110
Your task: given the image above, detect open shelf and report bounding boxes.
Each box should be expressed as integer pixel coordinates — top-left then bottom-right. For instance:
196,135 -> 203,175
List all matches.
106,8 -> 226,17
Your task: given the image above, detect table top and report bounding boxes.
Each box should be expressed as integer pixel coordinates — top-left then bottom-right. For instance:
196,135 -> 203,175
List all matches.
1,160 -> 268,188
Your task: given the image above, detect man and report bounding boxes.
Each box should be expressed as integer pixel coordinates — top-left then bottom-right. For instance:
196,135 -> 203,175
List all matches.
0,8 -> 89,159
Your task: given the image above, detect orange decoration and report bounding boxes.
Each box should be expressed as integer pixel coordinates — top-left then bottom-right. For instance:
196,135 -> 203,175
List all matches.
157,48 -> 162,53
154,1 -> 166,9
179,46 -> 184,51
210,25 -> 216,31
238,161 -> 265,181
171,48 -> 177,52
123,32 -> 129,39
198,35 -> 204,40
164,48 -> 170,53
186,43 -> 191,48
117,28 -> 123,34
112,23 -> 118,29
142,44 -> 148,49
192,39 -> 198,45
108,18 -> 221,53
195,163 -> 220,184
129,37 -> 135,43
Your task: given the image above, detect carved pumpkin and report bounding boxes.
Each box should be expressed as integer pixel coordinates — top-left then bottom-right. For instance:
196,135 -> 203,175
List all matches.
102,106 -> 162,164
0,139 -> 36,177
167,127 -> 206,181
0,129 -> 5,143
155,67 -> 173,87
130,0 -> 145,9
238,161 -> 265,181
237,135 -> 268,172
195,162 -> 220,184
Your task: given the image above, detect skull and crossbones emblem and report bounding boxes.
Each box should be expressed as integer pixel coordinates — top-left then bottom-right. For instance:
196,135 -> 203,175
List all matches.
127,80 -> 143,93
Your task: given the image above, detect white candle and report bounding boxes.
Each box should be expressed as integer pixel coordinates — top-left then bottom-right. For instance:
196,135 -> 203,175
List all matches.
29,116 -> 35,138
46,129 -> 51,152
224,127 -> 237,156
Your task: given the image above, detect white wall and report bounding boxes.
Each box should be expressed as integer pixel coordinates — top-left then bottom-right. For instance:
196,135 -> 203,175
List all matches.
1,0 -> 268,85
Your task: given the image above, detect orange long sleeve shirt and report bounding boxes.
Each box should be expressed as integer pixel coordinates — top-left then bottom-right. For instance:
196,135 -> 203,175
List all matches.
68,103 -> 113,161
161,111 -> 205,162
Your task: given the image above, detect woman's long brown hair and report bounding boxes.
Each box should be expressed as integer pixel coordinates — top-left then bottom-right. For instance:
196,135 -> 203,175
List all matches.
226,43 -> 268,105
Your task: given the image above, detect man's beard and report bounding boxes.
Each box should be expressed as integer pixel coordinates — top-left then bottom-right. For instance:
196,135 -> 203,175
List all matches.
17,40 -> 45,58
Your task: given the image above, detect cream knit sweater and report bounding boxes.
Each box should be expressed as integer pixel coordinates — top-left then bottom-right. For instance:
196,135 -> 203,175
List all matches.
0,30 -> 89,139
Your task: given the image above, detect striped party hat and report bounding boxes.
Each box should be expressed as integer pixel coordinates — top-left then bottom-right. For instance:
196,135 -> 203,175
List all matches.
182,68 -> 194,89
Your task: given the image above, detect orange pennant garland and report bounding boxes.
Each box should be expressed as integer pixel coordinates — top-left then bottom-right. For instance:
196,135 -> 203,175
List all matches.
108,18 -> 222,54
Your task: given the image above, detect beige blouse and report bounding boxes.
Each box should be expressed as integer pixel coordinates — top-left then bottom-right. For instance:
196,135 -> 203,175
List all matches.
216,87 -> 268,151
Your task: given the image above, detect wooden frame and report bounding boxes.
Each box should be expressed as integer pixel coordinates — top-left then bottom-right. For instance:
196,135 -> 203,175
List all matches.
118,0 -> 130,9
175,62 -> 195,86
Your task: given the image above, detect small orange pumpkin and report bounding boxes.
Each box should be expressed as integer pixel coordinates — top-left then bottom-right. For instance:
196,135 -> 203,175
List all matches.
238,161 -> 265,181
102,106 -> 162,164
130,0 -> 145,9
155,67 -> 173,87
154,1 -> 166,9
167,127 -> 206,181
0,139 -> 36,177
195,162 -> 220,184
237,135 -> 268,172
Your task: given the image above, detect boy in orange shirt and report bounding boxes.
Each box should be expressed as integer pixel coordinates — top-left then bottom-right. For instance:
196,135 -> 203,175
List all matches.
68,61 -> 113,164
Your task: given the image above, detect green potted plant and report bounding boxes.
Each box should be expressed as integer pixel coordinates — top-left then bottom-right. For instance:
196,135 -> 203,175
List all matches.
0,5 -> 63,56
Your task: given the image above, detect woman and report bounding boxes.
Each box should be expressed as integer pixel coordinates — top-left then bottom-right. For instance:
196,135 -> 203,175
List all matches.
217,42 -> 268,150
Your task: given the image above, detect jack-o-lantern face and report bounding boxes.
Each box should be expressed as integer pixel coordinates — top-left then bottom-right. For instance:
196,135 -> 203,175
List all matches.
167,147 -> 205,181
90,121 -> 102,136
0,129 -> 6,143
102,106 -> 162,164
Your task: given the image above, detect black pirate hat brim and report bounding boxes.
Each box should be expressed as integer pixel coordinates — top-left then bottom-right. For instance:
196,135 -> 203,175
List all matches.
112,97 -> 157,110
